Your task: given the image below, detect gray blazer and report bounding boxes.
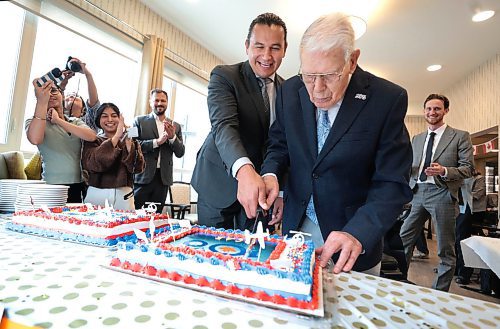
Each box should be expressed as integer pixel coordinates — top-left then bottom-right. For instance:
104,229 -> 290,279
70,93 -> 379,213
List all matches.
133,113 -> 185,186
461,175 -> 487,213
409,125 -> 474,200
191,61 -> 283,208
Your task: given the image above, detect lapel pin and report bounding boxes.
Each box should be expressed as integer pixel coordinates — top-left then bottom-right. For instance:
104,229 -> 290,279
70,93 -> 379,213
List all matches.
355,93 -> 367,100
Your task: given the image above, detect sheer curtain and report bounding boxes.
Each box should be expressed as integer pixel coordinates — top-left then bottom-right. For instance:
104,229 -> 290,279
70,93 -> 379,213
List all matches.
135,35 -> 165,116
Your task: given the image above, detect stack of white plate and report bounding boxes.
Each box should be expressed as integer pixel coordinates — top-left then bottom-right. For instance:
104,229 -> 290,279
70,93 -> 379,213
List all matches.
0,179 -> 46,213
15,184 -> 69,212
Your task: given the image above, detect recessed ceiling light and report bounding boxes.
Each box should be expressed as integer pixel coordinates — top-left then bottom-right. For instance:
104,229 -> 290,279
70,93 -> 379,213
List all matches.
427,64 -> 442,72
472,9 -> 495,22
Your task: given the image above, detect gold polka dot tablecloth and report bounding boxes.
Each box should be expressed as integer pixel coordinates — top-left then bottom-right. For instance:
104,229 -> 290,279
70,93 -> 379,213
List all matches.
0,217 -> 499,329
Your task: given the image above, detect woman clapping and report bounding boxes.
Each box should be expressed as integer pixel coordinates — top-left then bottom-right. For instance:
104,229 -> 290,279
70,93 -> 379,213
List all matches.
82,103 -> 144,210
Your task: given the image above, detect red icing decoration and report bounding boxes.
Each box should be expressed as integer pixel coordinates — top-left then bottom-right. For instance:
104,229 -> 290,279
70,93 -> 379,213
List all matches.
110,258 -> 121,267
144,266 -> 157,276
168,271 -> 181,281
131,263 -> 142,273
195,277 -> 210,287
211,279 -> 225,291
271,294 -> 286,305
183,275 -> 195,285
122,261 -> 131,270
225,284 -> 241,295
241,288 -> 255,298
255,291 -> 271,302
286,297 -> 299,308
157,270 -> 169,278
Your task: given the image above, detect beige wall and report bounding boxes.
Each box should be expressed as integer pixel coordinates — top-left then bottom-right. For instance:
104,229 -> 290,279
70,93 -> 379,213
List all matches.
404,116 -> 426,139
67,0 -> 223,80
444,54 -> 500,134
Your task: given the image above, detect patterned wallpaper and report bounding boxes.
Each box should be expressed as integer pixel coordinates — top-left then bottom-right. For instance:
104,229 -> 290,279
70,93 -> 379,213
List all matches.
404,116 -> 426,139
405,54 -> 499,140
444,54 -> 500,134
67,0 -> 223,80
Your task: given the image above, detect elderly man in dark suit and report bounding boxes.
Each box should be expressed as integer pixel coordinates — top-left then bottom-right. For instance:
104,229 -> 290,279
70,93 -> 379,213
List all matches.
240,13 -> 413,275
400,93 -> 473,291
133,89 -> 185,212
191,13 -> 287,230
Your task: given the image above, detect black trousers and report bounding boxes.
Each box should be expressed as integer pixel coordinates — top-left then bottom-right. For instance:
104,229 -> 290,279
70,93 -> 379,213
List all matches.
133,169 -> 168,213
454,206 -> 487,280
66,182 -> 86,203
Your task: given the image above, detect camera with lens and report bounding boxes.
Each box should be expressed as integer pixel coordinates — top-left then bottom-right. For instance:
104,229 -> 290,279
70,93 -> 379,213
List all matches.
36,68 -> 64,87
66,56 -> 82,73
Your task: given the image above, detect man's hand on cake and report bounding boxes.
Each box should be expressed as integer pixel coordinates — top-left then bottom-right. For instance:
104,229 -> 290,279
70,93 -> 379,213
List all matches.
236,164 -> 268,218
316,231 -> 363,273
269,196 -> 283,225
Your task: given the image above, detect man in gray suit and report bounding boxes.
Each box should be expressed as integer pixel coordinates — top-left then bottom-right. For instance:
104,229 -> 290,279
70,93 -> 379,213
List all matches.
400,93 -> 473,291
191,13 -> 287,230
133,89 -> 185,212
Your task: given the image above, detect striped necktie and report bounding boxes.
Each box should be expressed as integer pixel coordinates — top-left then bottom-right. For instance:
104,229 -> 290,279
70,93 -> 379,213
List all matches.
258,77 -> 272,114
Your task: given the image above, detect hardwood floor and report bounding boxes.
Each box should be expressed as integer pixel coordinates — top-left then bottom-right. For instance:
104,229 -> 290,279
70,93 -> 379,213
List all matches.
407,236 -> 499,303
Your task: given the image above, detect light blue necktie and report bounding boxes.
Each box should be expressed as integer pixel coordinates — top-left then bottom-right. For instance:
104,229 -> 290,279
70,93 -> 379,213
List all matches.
306,110 -> 331,225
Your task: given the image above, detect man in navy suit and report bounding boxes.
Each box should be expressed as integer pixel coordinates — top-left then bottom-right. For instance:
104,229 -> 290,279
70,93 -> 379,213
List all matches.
240,13 -> 413,274
133,89 -> 185,211
400,94 -> 473,291
191,13 -> 287,230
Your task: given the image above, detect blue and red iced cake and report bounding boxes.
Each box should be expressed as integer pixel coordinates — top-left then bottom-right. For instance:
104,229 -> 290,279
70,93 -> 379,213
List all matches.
110,225 -> 320,310
6,205 -> 169,246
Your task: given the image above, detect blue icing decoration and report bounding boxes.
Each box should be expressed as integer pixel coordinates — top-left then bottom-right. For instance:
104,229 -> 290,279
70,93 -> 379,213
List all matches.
176,253 -> 186,261
240,263 -> 253,271
140,245 -> 148,252
210,257 -> 220,266
125,243 -> 135,251
163,250 -> 172,257
154,248 -> 162,255
289,272 -> 301,282
256,267 -> 269,275
194,255 -> 205,263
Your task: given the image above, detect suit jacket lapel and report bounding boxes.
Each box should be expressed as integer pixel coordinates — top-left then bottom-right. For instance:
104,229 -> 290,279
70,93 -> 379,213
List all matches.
315,66 -> 371,166
413,133 -> 426,166
149,113 -> 160,139
433,126 -> 455,160
299,86 -> 317,160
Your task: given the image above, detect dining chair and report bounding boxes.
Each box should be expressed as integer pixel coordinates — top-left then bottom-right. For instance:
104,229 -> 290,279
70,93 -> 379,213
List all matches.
164,181 -> 198,223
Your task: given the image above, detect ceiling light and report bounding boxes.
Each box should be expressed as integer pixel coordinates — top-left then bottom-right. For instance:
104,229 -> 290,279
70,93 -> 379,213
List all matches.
472,9 -> 495,22
348,15 -> 367,40
427,65 -> 442,72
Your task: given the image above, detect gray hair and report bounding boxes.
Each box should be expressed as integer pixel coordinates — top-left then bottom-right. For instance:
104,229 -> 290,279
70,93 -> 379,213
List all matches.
300,12 -> 355,62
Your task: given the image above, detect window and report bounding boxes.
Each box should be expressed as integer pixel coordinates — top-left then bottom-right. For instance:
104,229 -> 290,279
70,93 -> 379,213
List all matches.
164,77 -> 210,183
0,2 -> 25,144
21,16 -> 141,152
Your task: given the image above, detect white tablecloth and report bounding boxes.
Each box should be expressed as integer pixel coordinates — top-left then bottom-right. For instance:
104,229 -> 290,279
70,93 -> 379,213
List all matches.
1,217 -> 499,328
461,235 -> 500,277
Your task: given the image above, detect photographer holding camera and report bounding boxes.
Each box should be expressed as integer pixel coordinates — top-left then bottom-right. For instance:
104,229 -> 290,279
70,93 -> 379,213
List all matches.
25,75 -> 97,203
82,103 -> 145,210
60,57 -> 101,131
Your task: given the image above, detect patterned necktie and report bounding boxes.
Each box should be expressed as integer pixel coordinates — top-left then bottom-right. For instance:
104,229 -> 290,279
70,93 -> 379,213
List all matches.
419,132 -> 436,182
306,110 -> 331,225
258,77 -> 272,114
